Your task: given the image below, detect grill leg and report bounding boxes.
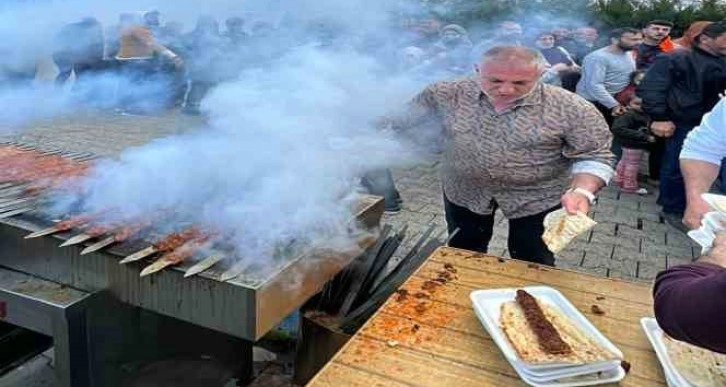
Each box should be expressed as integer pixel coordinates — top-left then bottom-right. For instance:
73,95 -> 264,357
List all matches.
52,305 -> 91,387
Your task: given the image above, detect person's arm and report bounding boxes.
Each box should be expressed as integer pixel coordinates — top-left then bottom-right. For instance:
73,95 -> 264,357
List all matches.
611,113 -> 653,144
637,54 -> 672,121
580,54 -> 619,108
680,100 -> 726,228
379,84 -> 441,133
561,95 -> 616,214
654,233 -> 726,353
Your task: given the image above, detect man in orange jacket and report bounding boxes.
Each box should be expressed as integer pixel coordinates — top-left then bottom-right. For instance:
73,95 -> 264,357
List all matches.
633,20 -> 675,71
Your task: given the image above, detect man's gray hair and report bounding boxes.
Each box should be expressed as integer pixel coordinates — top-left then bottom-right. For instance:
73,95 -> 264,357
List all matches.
479,46 -> 549,70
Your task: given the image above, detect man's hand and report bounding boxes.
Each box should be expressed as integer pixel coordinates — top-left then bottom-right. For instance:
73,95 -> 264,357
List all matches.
550,63 -> 570,73
683,195 -> 712,230
702,233 -> 726,268
650,121 -> 676,138
561,191 -> 591,215
611,105 -> 626,116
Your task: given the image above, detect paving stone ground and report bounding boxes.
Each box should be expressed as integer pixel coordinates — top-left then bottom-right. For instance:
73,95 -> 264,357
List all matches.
0,109 -> 698,386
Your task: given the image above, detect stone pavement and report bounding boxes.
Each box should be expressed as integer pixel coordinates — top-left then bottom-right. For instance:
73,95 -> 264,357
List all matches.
385,157 -> 699,283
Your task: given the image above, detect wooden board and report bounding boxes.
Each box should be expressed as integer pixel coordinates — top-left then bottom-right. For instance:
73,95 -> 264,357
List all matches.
308,247 -> 666,387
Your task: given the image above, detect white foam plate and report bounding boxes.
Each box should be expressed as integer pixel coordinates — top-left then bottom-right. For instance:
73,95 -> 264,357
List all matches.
470,286 -> 624,381
515,360 -> 622,382
640,318 -> 691,387
517,365 -> 625,387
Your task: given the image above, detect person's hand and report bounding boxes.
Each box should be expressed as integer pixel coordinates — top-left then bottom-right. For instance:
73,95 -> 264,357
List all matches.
550,63 -> 569,73
683,196 -> 713,230
561,190 -> 591,215
611,105 -> 626,116
650,121 -> 676,138
703,232 -> 726,267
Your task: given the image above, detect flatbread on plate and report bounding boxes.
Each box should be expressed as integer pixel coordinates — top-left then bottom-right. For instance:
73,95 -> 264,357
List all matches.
542,209 -> 597,254
500,298 -> 619,364
663,334 -> 726,387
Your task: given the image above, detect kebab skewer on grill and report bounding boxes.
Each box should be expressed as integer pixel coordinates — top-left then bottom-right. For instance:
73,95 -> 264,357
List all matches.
184,253 -> 225,278
140,233 -> 212,277
80,220 -> 153,255
25,214 -> 96,239
120,227 -> 203,264
59,223 -> 114,247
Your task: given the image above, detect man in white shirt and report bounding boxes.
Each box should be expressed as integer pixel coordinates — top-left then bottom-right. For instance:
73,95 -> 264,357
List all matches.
681,98 -> 726,229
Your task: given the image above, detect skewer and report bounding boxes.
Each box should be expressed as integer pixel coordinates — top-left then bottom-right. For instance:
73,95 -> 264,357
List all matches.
59,233 -> 94,247
120,227 -> 202,264
81,222 -> 151,255
140,240 -> 205,277
0,207 -> 33,219
220,261 -> 247,282
80,236 -> 115,255
26,224 -> 65,239
184,255 -> 224,278
119,246 -> 157,264
24,214 -> 94,239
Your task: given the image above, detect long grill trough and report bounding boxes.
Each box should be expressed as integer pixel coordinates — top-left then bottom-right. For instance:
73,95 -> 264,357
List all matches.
0,141 -> 384,341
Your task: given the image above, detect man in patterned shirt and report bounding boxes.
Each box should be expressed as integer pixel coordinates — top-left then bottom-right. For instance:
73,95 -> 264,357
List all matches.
387,46 -> 615,265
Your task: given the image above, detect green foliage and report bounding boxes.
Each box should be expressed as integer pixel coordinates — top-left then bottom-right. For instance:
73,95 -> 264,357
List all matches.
421,0 -> 726,35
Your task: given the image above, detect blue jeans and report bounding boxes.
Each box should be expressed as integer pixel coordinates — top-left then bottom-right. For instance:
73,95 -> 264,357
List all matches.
658,125 -> 692,215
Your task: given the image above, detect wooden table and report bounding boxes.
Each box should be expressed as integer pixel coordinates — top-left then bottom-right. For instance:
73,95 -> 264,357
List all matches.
308,247 -> 665,387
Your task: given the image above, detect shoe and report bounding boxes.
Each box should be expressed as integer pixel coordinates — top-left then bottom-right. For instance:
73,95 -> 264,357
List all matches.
635,188 -> 649,195
661,211 -> 688,234
384,202 -> 402,214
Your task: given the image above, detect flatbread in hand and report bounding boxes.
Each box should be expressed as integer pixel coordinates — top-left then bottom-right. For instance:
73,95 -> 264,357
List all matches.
542,209 -> 597,254
664,334 -> 726,387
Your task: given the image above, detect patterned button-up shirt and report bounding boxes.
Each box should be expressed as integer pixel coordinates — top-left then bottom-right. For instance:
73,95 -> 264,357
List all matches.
390,77 -> 615,218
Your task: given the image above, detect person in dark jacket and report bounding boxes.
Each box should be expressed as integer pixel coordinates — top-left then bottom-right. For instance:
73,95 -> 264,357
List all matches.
654,232 -> 726,354
181,16 -> 226,115
53,17 -> 105,87
636,21 -> 726,232
611,95 -> 654,194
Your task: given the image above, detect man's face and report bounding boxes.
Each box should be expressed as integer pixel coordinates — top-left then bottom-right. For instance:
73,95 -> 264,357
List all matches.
643,24 -> 671,43
535,34 -> 555,49
415,18 -> 441,37
574,28 -> 598,44
477,60 -> 540,106
552,27 -> 570,40
441,29 -> 462,45
498,22 -> 523,39
615,32 -> 643,51
701,33 -> 726,56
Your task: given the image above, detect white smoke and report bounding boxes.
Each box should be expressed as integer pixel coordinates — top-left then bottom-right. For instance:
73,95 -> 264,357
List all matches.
32,0 -> 432,264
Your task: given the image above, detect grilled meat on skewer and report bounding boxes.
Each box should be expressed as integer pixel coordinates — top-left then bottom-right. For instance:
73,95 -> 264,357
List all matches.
140,235 -> 211,277
59,224 -> 112,247
119,227 -> 203,264
80,221 -> 152,255
25,214 -> 95,239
